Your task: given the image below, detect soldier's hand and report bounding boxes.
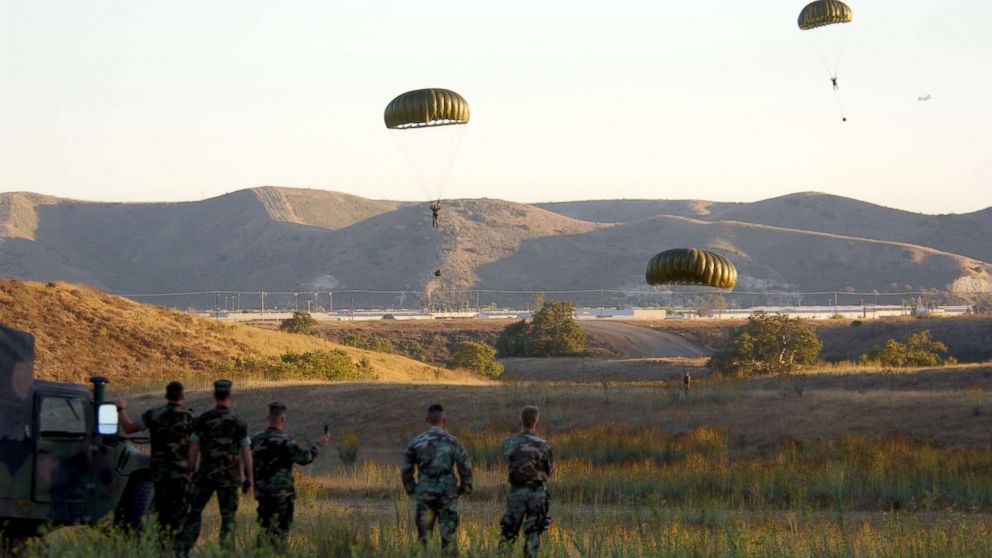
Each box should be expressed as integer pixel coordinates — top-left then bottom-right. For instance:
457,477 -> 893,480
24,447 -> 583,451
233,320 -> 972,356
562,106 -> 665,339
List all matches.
318,432 -> 331,446
241,480 -> 253,496
114,399 -> 127,411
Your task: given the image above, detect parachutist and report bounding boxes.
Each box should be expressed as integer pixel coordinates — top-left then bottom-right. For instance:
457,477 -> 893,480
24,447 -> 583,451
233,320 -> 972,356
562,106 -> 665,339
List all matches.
831,76 -> 839,91
430,201 -> 442,229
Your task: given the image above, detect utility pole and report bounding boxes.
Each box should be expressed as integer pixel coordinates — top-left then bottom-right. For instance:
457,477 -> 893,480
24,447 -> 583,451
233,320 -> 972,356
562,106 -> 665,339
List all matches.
261,291 -> 266,317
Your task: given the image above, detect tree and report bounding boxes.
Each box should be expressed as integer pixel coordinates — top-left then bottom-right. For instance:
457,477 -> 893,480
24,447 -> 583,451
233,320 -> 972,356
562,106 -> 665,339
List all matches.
448,341 -> 504,380
496,320 -> 532,357
530,300 -> 586,356
708,312 -> 822,376
279,311 -> 316,335
496,301 -> 587,358
862,329 -> 953,367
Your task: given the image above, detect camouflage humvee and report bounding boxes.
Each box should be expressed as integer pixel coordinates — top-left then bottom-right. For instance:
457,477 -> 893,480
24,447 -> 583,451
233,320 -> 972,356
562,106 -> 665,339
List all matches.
0,323 -> 153,540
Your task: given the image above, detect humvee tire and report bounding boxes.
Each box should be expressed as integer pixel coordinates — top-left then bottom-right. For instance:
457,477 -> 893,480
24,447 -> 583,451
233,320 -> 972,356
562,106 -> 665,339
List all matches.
115,478 -> 155,530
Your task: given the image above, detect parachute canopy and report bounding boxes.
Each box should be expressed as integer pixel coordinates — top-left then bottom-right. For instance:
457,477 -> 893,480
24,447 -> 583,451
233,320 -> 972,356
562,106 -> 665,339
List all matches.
645,249 -> 738,289
798,0 -> 852,30
384,89 -> 470,130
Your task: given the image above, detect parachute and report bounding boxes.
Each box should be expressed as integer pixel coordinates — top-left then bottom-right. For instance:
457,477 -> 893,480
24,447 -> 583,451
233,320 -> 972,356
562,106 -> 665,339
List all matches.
384,89 -> 470,129
798,0 -> 852,30
798,1 -> 853,122
645,249 -> 738,290
384,88 -> 470,203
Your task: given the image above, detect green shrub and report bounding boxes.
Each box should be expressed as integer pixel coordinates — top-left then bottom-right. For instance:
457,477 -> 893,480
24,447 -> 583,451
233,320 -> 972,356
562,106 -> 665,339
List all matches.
279,311 -> 316,334
860,329 -> 955,367
214,350 -> 377,381
448,341 -> 504,379
337,432 -> 362,465
708,312 -> 822,376
341,332 -> 394,353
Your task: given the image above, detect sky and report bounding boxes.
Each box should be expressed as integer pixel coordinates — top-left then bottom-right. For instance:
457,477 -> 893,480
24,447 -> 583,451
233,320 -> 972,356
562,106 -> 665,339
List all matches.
1,0 -> 990,214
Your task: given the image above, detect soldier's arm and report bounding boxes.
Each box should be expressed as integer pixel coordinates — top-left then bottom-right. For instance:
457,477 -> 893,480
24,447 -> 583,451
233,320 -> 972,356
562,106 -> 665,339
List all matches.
241,444 -> 254,488
546,443 -> 554,477
455,441 -> 473,495
400,444 -> 417,495
188,441 -> 200,476
115,400 -> 145,435
286,438 -> 320,466
239,425 -> 254,488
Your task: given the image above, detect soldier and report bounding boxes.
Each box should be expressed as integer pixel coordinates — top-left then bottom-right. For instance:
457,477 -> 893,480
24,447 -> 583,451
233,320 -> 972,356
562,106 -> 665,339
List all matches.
498,406 -> 553,558
179,380 -> 253,555
251,401 -> 330,552
116,381 -> 194,548
401,403 -> 472,554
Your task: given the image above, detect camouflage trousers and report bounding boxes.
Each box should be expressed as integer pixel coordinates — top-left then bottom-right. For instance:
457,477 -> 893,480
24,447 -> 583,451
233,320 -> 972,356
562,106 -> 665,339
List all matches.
179,482 -> 239,553
498,485 -> 549,558
415,494 -> 460,551
256,494 -> 295,552
153,477 -> 189,544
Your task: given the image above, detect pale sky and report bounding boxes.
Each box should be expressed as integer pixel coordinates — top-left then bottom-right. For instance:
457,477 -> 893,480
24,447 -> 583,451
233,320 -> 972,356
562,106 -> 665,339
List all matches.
1,1 -> 990,214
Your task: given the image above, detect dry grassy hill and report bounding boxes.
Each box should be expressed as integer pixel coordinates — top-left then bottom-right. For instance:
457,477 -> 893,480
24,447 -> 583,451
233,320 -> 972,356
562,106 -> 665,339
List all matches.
0,279 -> 478,386
2,187 -> 991,299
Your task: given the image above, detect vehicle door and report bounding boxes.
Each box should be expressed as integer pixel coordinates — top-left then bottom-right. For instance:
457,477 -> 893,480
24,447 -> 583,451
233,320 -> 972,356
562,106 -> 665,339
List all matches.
33,395 -> 91,503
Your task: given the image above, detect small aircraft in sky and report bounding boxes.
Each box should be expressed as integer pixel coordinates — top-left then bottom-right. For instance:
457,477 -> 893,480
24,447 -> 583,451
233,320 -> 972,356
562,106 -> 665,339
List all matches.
918,94 -> 932,101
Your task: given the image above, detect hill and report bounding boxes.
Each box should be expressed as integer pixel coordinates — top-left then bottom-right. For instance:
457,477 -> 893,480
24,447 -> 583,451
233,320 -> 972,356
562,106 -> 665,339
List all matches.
0,279 -> 478,386
1,187 -> 991,300
542,192 -> 992,263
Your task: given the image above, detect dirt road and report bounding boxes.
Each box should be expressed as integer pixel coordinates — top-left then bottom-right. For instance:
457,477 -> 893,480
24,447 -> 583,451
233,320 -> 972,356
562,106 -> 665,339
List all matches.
580,320 -> 711,358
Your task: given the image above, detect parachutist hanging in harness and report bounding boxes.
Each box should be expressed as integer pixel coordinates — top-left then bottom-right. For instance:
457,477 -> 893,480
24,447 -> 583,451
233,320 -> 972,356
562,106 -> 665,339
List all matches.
831,76 -> 839,91
430,201 -> 442,229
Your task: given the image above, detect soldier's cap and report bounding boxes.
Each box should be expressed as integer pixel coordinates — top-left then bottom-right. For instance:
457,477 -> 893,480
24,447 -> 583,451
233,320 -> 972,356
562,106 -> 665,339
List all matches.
268,401 -> 287,413
213,379 -> 233,396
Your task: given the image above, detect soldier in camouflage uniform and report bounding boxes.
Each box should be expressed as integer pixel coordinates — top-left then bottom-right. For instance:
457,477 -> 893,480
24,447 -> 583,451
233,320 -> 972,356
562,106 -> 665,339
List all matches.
251,401 -> 330,552
116,381 -> 194,547
498,406 -> 553,558
401,404 -> 473,553
179,380 -> 253,555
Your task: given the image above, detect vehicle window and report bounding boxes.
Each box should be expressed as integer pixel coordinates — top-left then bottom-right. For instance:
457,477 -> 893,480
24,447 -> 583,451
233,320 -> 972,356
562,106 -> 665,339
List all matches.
39,397 -> 87,436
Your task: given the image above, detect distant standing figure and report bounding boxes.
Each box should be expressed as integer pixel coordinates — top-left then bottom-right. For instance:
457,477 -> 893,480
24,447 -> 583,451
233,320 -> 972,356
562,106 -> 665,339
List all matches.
116,381 -> 194,550
179,380 -> 253,555
499,406 -> 554,558
430,200 -> 442,229
401,403 -> 473,553
683,370 -> 692,394
251,401 -> 330,552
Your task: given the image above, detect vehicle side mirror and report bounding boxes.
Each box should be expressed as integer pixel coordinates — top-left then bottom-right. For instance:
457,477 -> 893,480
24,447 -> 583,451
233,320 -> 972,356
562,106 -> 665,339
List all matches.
97,403 -> 119,436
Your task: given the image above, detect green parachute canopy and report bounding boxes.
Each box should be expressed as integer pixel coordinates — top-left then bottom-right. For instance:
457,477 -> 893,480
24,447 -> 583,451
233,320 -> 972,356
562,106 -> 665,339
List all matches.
645,249 -> 738,289
384,89 -> 470,130
798,0 -> 853,30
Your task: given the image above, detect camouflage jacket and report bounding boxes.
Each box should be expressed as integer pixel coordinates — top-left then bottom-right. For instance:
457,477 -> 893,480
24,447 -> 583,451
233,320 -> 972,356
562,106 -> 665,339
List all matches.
191,405 -> 249,488
138,403 -> 194,482
401,426 -> 473,498
503,431 -> 553,487
251,427 -> 320,499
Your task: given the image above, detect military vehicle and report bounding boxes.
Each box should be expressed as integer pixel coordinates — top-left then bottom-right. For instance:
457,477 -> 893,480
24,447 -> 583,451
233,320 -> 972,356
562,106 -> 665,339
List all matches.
0,323 -> 153,540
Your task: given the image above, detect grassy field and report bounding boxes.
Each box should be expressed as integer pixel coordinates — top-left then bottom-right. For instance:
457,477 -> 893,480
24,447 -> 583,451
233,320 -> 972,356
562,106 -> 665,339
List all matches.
6,284 -> 992,556
8,362 -> 974,557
